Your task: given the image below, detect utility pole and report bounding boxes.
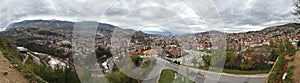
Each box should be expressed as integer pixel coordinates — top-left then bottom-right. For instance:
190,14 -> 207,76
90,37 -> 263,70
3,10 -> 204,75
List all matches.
184,58 -> 189,83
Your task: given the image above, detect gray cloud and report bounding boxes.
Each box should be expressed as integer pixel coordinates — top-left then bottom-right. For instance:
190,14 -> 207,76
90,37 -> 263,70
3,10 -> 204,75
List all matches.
0,0 -> 84,30
0,0 -> 296,33
215,0 -> 295,32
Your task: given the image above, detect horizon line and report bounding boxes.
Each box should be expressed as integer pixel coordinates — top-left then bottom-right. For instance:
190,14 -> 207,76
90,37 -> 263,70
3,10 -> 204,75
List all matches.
2,18 -> 297,34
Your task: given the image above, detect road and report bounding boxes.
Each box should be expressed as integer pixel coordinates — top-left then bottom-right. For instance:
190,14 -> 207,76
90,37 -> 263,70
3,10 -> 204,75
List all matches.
142,58 -> 267,83
89,53 -> 267,83
21,53 -> 28,64
27,52 -> 41,65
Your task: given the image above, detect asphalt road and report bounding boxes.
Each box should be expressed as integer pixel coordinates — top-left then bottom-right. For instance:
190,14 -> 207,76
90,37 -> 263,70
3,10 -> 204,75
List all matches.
90,56 -> 267,83
142,58 -> 267,83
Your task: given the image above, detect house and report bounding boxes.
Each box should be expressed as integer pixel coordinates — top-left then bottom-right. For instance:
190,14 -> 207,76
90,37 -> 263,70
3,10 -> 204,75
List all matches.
291,40 -> 299,49
296,33 -> 300,40
48,58 -> 66,69
249,42 -> 263,47
17,47 -> 28,53
262,40 -> 270,45
143,49 -> 158,55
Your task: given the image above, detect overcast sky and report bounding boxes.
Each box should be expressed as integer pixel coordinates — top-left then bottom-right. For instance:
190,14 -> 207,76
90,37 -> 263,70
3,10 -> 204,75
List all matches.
0,0 -> 295,33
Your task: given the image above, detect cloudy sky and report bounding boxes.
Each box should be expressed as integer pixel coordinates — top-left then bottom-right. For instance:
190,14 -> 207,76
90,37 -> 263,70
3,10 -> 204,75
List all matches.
0,0 -> 295,33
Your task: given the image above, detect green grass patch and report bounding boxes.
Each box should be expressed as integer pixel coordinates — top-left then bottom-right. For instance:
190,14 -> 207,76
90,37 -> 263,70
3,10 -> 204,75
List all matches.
198,66 -> 269,75
198,49 -> 212,53
159,69 -> 176,83
159,69 -> 194,83
222,69 -> 269,74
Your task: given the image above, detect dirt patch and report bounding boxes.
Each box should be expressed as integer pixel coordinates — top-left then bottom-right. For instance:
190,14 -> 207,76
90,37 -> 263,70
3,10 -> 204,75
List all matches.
0,51 -> 28,83
289,51 -> 300,83
285,55 -> 293,61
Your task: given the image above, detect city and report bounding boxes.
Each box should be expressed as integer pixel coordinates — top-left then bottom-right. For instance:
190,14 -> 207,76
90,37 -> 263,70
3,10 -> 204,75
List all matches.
0,0 -> 300,83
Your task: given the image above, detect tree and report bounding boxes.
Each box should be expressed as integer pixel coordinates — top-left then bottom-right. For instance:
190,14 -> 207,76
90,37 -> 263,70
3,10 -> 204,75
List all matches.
292,0 -> 300,20
210,50 -> 226,67
225,51 -> 240,69
284,39 -> 296,56
33,64 -> 80,83
95,47 -> 112,63
202,56 -> 211,66
191,56 -> 198,67
298,41 -> 300,47
270,40 -> 276,48
269,49 -> 280,61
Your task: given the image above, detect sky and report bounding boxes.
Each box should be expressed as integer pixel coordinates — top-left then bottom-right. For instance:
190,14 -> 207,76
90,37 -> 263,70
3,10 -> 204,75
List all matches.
0,0 -> 296,33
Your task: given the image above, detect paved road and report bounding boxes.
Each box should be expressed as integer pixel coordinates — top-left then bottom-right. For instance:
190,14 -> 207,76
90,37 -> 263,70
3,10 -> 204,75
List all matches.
27,52 -> 41,65
90,56 -> 267,83
21,53 -> 28,64
142,58 -> 267,83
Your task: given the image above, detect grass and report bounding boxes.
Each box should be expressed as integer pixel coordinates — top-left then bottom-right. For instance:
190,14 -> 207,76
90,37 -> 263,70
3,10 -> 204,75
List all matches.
198,66 -> 269,75
158,69 -> 194,83
0,37 -> 47,83
284,66 -> 294,83
268,56 -> 287,83
158,69 -> 176,83
0,48 -> 47,83
198,49 -> 212,53
222,69 -> 269,74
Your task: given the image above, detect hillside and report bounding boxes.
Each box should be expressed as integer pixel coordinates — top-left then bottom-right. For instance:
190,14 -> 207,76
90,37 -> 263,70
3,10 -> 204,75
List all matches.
0,20 -> 149,83
228,23 -> 300,38
0,20 -> 141,58
290,51 -> 300,82
0,50 -> 28,83
0,37 -> 47,82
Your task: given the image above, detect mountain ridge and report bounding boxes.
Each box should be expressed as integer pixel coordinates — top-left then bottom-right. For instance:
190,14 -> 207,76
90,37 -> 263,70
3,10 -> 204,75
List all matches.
3,20 -> 300,35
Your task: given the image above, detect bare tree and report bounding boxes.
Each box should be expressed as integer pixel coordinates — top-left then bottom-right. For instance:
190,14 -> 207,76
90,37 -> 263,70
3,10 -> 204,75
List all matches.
191,56 -> 198,67
292,0 -> 300,20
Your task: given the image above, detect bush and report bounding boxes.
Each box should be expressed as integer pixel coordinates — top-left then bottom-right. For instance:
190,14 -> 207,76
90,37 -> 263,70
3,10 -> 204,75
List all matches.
33,64 -> 80,83
268,56 -> 286,83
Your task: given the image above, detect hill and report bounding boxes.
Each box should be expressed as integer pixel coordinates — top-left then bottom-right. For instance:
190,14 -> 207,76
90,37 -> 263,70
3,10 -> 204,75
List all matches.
0,37 -> 48,82
0,40 -> 28,83
0,20 -> 144,58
